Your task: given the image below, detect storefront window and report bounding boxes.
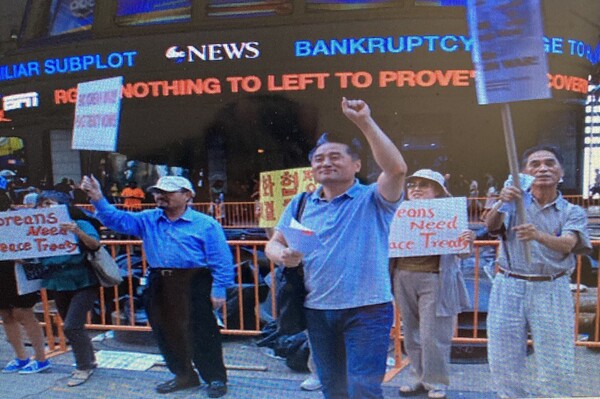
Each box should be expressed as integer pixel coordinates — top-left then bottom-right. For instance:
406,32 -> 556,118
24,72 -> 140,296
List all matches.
48,0 -> 95,36
207,1 -> 293,18
116,0 -> 192,26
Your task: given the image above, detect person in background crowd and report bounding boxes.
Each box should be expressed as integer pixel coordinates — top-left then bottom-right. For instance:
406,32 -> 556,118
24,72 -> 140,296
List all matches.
0,199 -> 50,375
390,169 -> 473,399
480,173 -> 498,222
265,98 -> 407,399
54,177 -> 73,196
22,188 -> 40,208
108,183 -> 121,204
0,176 -> 11,209
81,175 -> 233,398
468,178 -> 481,218
120,181 -> 145,210
590,168 -> 600,197
71,180 -> 89,204
36,191 -> 102,387
485,145 -> 591,398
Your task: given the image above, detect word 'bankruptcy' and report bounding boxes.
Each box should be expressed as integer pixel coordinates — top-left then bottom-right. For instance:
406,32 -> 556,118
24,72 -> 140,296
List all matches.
0,206 -> 79,260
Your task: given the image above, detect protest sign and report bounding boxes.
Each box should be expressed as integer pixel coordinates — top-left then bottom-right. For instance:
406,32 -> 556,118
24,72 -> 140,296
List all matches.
389,197 -> 469,258
467,0 -> 550,104
72,76 -> 123,151
14,262 -> 44,295
0,205 -> 79,261
258,167 -> 317,228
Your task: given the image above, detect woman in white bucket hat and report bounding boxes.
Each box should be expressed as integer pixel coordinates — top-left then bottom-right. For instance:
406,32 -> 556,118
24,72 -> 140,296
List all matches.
390,169 -> 474,399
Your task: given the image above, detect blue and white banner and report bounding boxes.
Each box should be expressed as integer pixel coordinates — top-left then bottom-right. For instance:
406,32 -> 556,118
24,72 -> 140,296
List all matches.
467,0 -> 551,104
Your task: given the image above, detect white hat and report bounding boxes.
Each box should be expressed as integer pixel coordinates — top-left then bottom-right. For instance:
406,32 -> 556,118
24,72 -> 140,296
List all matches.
0,169 -> 16,178
406,169 -> 450,196
147,176 -> 196,196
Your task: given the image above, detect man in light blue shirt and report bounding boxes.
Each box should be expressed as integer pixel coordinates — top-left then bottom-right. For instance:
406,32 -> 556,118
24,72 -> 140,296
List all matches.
81,175 -> 232,398
485,145 -> 591,398
266,98 -> 407,399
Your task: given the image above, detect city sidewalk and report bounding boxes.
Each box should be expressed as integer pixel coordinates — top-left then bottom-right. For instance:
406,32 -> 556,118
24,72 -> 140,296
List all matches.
1,328 -> 599,399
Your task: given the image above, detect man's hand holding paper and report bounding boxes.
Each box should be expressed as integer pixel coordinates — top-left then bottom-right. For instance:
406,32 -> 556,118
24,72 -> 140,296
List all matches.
280,218 -> 325,261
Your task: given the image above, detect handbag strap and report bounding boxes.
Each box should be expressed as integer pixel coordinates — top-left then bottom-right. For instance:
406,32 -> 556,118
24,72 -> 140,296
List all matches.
295,192 -> 309,223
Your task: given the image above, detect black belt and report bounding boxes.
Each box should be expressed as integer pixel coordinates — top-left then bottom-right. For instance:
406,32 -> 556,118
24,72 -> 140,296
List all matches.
498,268 -> 568,282
149,268 -> 208,277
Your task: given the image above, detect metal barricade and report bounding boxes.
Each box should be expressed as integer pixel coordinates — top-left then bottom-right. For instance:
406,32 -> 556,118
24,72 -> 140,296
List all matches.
72,196 -> 598,228
36,240 -> 600,366
384,239 -> 600,380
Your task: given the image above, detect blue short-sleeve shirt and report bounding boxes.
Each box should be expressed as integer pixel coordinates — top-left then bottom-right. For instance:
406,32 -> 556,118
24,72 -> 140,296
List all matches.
277,180 -> 402,310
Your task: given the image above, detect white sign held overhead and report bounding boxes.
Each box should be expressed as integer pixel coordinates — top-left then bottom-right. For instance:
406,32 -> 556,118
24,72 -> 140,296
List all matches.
467,0 -> 551,105
72,76 -> 123,152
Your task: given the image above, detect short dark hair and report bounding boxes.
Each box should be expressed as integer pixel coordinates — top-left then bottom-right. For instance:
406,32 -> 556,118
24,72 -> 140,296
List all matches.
308,131 -> 363,162
36,190 -> 72,206
520,144 -> 564,169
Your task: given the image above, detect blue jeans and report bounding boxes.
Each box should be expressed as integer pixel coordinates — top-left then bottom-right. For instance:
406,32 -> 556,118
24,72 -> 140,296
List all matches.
305,302 -> 393,399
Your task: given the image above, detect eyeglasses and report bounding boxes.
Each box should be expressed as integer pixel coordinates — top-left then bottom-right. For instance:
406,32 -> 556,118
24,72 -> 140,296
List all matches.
152,189 -> 188,195
406,181 -> 434,190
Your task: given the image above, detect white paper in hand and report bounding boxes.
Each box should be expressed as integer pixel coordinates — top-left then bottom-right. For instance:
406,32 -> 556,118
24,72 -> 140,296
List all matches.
280,218 -> 324,256
504,173 -> 535,191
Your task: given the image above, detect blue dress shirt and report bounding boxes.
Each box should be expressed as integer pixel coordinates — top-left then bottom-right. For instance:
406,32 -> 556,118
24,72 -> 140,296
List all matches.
91,198 -> 234,298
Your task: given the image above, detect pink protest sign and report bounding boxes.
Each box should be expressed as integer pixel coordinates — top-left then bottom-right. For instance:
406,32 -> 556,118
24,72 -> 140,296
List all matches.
389,197 -> 469,258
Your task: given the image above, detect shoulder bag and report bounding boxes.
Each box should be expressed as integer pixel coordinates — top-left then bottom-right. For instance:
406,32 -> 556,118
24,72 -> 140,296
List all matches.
87,246 -> 123,287
278,192 -> 309,333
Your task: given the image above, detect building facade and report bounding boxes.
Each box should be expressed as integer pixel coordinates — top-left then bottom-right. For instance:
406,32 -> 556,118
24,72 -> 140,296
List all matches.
0,1 -> 599,200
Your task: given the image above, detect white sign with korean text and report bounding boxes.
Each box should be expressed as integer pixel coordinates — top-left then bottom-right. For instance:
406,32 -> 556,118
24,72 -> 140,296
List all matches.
0,205 -> 79,261
389,197 -> 469,258
72,76 -> 123,151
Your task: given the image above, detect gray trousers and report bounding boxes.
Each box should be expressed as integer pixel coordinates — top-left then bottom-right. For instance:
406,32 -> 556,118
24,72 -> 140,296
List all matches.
53,286 -> 98,371
488,274 -> 574,398
392,270 -> 454,388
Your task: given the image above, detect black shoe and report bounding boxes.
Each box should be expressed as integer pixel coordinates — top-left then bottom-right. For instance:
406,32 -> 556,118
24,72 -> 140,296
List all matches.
155,376 -> 200,394
207,380 -> 227,398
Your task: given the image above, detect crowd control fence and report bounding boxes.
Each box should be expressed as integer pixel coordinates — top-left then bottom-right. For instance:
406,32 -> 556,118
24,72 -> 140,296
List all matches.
12,240 -> 600,381
74,194 -> 600,229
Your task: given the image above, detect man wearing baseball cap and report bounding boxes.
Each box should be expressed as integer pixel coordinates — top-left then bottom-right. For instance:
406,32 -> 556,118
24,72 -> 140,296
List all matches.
81,175 -> 232,398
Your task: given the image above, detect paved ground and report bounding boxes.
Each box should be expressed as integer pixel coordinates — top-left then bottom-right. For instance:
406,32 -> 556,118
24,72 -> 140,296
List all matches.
1,328 -> 599,399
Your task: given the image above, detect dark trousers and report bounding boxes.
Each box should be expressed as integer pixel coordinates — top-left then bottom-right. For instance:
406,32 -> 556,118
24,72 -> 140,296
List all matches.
53,286 -> 98,370
145,269 -> 227,384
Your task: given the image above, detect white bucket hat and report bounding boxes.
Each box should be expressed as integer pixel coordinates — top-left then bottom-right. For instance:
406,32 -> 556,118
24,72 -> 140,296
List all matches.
147,176 -> 196,196
406,169 -> 450,196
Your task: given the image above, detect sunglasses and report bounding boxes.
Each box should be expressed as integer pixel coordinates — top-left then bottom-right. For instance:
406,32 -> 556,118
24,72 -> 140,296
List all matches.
406,181 -> 434,190
152,189 -> 188,195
